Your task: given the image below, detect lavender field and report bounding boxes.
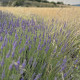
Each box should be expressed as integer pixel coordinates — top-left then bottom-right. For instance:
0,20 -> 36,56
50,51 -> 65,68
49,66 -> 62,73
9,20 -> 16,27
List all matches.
0,10 -> 80,80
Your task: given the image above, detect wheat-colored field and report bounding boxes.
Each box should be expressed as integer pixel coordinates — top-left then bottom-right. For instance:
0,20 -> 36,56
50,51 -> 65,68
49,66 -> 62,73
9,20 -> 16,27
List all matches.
0,7 -> 80,33
0,7 -> 80,22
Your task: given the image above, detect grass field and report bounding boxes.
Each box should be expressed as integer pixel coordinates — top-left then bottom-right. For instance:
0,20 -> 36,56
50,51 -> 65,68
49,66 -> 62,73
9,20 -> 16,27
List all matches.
0,7 -> 80,80
0,7 -> 80,21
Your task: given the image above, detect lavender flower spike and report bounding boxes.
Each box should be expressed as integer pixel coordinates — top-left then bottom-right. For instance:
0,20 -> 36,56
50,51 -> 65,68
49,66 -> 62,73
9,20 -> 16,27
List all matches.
32,59 -> 37,68
22,59 -> 26,69
28,57 -> 33,66
1,58 -> 4,67
2,69 -> 5,80
34,73 -> 42,80
6,49 -> 11,58
9,63 -> 13,70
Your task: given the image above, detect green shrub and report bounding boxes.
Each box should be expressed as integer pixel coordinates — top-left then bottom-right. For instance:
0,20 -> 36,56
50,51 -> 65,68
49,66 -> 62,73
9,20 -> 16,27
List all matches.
57,2 -> 64,4
14,0 -> 25,6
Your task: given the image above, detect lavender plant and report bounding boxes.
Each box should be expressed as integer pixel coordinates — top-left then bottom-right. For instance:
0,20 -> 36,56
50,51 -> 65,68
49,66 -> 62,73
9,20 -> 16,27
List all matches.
0,11 -> 80,80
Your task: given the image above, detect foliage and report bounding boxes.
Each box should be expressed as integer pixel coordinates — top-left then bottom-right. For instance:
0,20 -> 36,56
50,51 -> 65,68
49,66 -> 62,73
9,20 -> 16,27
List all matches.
50,1 -> 56,5
0,10 -> 80,80
14,0 -> 25,6
0,0 -> 66,7
57,1 -> 64,4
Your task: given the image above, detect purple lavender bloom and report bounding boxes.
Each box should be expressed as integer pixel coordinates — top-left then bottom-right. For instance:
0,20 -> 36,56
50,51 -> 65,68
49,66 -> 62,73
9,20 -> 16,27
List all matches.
16,19 -> 20,27
61,57 -> 67,67
50,27 -> 53,32
52,19 -> 54,22
34,30 -> 35,34
6,49 -> 11,58
13,41 -> 17,50
9,64 -> 13,70
60,66 -> 66,72
1,44 -> 3,50
32,59 -> 37,68
37,42 -> 41,51
3,37 -> 8,47
63,23 -> 66,28
21,20 -> 26,30
34,36 -> 36,42
28,57 -> 33,66
64,73 -> 67,78
59,42 -> 62,47
39,38 -> 41,42
12,51 -> 15,57
26,40 -> 28,45
67,31 -> 71,38
74,58 -> 78,64
2,42 -> 5,47
54,77 -> 57,80
32,72 -> 36,79
56,61 -> 60,66
15,33 -> 18,40
49,37 -> 51,44
61,47 -> 64,52
31,18 -> 35,26
2,69 -> 5,80
28,27 -> 30,32
4,35 -> 7,41
43,32 -> 44,39
17,60 -> 20,65
34,73 -> 42,80
20,78 -> 24,80
5,29 -> 7,34
6,52 -> 10,58
53,33 -> 55,39
42,62 -> 46,70
60,28 -> 62,33
26,35 -> 27,39
0,36 -> 3,42
64,43 -> 67,48
20,69 -> 24,74
17,56 -> 20,65
9,30 -> 12,35
28,36 -> 30,41
39,33 -> 41,38
14,29 -> 16,33
45,46 -> 49,53
42,44 -> 44,48
63,57 -> 67,63
26,21 -> 30,27
53,48 -> 56,53
22,59 -> 26,68
14,64 -> 19,70
19,40 -> 22,45
23,46 -> 25,51
1,58 -> 4,67
21,33 -> 23,37
43,39 -> 46,46
62,31 -> 64,35
13,40 -> 16,46
19,48 -> 23,54
69,76 -> 72,80
55,38 -> 58,44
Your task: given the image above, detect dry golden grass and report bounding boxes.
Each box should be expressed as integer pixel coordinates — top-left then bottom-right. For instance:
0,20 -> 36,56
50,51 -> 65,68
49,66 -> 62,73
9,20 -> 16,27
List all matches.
0,7 -> 80,33
0,7 -> 80,22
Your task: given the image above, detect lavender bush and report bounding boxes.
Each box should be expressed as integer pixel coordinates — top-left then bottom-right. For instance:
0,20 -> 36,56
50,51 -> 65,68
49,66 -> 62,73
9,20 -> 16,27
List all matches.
0,11 -> 80,80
